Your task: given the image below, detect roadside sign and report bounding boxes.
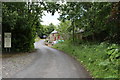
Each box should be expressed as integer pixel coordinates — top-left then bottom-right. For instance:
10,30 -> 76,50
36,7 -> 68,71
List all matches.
4,33 -> 11,48
0,34 -> 1,42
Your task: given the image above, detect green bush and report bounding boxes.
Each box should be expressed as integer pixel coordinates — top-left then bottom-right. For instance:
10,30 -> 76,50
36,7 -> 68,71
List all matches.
106,44 -> 120,62
2,2 -> 41,52
53,41 -> 120,78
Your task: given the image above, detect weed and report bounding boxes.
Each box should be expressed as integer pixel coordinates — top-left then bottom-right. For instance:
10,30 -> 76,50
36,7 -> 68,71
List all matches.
53,41 -> 120,78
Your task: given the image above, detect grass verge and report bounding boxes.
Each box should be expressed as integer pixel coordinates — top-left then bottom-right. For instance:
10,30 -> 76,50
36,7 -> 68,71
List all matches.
53,41 -> 120,78
35,36 -> 41,42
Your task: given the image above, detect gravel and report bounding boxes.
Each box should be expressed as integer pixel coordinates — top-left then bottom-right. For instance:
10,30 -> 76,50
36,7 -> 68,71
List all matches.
2,51 -> 38,78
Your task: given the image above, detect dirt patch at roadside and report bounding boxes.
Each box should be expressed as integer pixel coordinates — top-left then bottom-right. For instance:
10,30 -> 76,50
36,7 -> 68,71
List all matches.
2,50 -> 38,78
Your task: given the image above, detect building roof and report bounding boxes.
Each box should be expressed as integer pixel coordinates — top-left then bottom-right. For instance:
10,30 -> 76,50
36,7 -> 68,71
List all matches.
76,29 -> 84,33
51,30 -> 58,34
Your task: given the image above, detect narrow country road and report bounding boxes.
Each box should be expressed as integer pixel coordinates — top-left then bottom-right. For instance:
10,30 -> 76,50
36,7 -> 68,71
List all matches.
11,40 -> 91,78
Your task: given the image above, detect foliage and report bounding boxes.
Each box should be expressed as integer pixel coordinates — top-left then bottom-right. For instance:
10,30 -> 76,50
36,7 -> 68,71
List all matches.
53,42 -> 120,78
37,23 -> 54,38
106,44 -> 120,64
56,2 -> 120,43
55,21 -> 71,40
2,2 -> 44,52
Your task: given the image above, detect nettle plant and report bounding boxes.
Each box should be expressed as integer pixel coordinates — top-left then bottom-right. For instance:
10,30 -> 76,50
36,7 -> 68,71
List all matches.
106,44 -> 120,63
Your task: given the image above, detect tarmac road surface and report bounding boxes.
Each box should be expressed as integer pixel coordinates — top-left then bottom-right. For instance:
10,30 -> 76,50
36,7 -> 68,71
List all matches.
11,40 -> 91,78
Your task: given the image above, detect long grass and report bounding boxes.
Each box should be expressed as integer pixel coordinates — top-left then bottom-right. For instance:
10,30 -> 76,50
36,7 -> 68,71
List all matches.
53,41 -> 120,78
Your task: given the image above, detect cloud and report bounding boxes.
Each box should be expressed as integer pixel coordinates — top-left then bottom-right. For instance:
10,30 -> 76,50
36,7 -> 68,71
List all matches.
41,11 -> 60,25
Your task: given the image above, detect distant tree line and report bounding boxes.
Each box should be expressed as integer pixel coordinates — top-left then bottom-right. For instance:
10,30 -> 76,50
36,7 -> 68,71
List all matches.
37,23 -> 54,39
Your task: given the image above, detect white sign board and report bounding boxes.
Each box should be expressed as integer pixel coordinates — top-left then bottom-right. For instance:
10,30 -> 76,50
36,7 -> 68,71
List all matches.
4,33 -> 11,48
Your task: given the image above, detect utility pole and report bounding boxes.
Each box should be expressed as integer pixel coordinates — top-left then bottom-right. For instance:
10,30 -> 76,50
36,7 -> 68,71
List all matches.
72,19 -> 75,44
71,15 -> 76,45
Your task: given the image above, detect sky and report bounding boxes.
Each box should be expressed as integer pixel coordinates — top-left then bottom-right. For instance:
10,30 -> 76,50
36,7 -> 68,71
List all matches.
41,11 -> 60,26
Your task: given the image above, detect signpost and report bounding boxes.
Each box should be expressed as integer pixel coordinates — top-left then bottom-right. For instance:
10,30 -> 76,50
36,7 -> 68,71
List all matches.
4,33 -> 11,52
0,34 -> 1,53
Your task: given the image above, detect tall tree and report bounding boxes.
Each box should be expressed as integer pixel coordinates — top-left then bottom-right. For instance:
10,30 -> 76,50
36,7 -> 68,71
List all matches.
2,2 -> 45,52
